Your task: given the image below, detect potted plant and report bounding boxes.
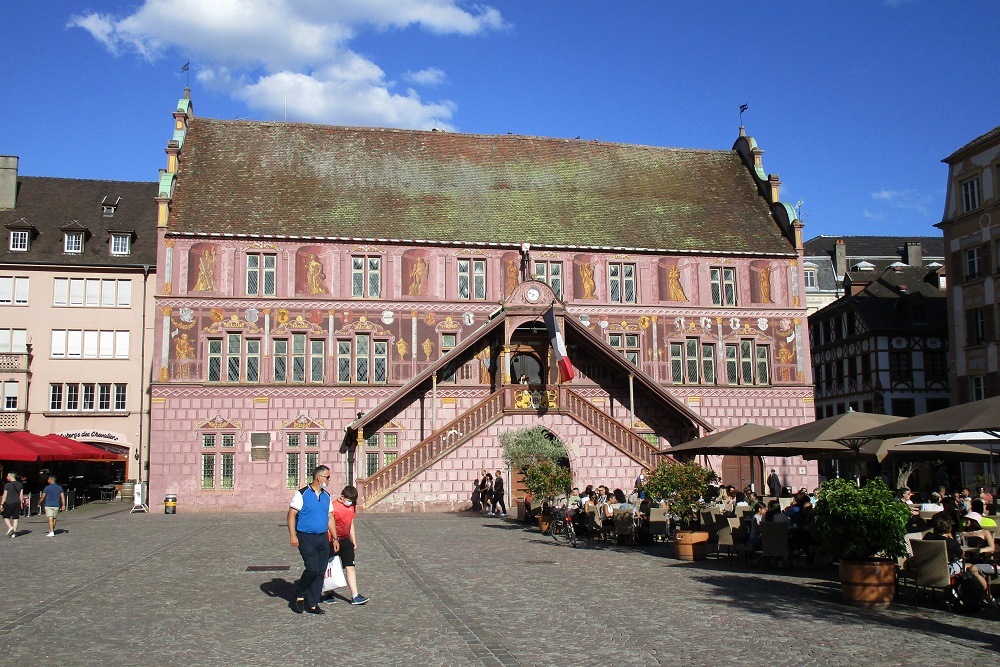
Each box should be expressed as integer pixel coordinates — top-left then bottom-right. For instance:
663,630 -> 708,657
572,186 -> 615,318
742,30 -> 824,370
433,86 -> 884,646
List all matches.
644,460 -> 718,560
808,477 -> 911,607
501,427 -> 571,533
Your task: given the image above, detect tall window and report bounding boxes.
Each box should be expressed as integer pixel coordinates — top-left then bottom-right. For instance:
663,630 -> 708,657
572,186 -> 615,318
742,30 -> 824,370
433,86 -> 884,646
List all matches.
803,269 -> 817,289
221,453 -> 235,490
458,258 -> 487,300
202,454 -> 216,490
971,375 -> 986,401
246,339 -> 261,383
246,254 -> 277,296
2,382 -> 16,410
966,247 -> 982,280
9,230 -> 28,252
889,351 -> 913,383
725,341 -> 769,385
966,308 -> 987,345
365,432 -> 399,477
608,263 -> 636,303
287,452 -> 301,489
0,329 -> 28,353
337,334 -> 388,384
669,339 -> 704,384
274,334 -> 324,383
924,350 -> 947,382
440,333 -> 457,383
64,233 -> 83,254
961,176 -> 981,213
352,256 -> 381,298
710,267 -> 738,306
608,332 -> 639,366
110,233 -> 131,256
533,261 -> 563,297
207,334 -> 243,382
0,277 -> 28,305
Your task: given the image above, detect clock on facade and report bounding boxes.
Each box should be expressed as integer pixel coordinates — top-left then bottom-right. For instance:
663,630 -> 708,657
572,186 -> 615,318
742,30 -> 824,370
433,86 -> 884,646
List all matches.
525,287 -> 541,303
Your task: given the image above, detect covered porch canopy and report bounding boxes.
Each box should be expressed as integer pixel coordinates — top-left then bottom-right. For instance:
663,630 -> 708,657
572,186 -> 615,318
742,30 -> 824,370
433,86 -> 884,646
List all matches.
0,432 -> 120,463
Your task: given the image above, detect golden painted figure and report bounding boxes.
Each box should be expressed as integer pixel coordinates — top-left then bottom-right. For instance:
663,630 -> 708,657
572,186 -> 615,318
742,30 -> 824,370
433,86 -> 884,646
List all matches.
505,259 -> 518,296
579,261 -> 596,299
306,254 -> 328,294
758,265 -> 773,304
396,339 -> 408,360
475,347 -> 492,384
776,344 -> 795,381
422,338 -> 434,361
667,265 -> 688,301
192,247 -> 216,292
409,256 -> 428,296
174,333 -> 195,379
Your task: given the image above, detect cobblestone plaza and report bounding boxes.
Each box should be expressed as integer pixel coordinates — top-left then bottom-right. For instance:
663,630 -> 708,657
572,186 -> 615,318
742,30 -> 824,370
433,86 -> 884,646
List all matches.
0,504 -> 996,666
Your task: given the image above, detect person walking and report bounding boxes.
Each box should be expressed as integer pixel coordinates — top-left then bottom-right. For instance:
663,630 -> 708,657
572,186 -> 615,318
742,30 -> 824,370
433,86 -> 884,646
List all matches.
38,475 -> 66,537
767,469 -> 782,498
2,472 -> 24,538
329,485 -> 369,605
492,470 -> 507,517
287,465 -> 337,615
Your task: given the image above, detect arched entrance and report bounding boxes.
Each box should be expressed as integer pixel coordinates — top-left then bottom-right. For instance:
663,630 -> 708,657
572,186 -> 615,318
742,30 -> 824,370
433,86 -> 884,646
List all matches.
721,455 -> 763,493
509,322 -> 548,384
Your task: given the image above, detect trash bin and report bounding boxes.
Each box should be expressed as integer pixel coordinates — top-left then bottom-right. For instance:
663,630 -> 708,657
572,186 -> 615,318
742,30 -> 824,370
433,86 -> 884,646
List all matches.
164,494 -> 177,514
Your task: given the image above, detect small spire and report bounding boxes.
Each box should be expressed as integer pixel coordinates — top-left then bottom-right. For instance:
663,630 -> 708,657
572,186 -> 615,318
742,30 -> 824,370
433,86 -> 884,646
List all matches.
739,125 -> 746,137
183,87 -> 191,99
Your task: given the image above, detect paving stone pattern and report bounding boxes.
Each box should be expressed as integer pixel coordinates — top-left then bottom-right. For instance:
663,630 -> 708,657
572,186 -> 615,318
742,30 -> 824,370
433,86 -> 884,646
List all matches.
0,504 -> 997,666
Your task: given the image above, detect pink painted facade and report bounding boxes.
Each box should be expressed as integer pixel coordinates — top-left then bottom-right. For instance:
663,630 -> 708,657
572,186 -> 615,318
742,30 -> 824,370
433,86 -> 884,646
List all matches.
148,92 -> 817,511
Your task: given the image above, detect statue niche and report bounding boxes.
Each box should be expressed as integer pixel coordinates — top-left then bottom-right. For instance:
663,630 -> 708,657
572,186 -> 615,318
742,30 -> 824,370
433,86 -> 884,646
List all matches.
188,242 -> 219,293
296,246 -> 329,295
658,259 -> 689,302
574,254 -> 598,300
402,249 -> 433,298
751,260 -> 775,304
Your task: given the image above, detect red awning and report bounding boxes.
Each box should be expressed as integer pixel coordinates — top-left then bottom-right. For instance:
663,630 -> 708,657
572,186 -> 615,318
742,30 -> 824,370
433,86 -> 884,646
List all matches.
0,432 -> 77,462
45,434 -> 124,461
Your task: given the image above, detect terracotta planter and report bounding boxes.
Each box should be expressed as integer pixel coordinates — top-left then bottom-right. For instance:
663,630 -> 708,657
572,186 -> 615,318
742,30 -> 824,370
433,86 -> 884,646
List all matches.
674,530 -> 710,561
537,513 -> 553,535
839,559 -> 897,607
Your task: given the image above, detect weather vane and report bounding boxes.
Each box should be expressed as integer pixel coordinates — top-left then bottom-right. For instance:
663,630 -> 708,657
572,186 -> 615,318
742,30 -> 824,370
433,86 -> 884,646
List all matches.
739,103 -> 748,126
181,61 -> 190,87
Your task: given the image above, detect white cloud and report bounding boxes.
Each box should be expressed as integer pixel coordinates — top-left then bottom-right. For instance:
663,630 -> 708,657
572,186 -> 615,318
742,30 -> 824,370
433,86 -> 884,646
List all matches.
863,208 -> 886,221
869,188 -> 933,215
68,0 -> 501,129
405,67 -> 447,86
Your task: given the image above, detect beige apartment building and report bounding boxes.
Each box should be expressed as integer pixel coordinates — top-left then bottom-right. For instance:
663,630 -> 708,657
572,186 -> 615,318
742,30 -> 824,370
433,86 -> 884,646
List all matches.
0,156 -> 157,482
939,125 -> 1000,403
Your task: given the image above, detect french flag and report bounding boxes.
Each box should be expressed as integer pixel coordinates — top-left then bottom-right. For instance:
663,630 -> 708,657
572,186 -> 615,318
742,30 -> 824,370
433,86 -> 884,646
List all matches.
544,308 -> 575,382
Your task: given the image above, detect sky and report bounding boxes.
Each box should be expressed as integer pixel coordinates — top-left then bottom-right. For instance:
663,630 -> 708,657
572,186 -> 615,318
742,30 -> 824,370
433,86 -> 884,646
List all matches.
4,1 -> 999,241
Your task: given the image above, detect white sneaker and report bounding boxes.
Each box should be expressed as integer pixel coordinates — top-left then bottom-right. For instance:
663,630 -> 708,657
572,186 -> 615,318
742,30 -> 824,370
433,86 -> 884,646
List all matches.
47,531 -> 55,537
486,512 -> 494,516
4,528 -> 11,537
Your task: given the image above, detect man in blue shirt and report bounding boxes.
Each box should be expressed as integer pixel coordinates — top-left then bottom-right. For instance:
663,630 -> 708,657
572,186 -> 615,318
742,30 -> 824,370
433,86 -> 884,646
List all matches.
287,465 -> 338,615
38,475 -> 66,537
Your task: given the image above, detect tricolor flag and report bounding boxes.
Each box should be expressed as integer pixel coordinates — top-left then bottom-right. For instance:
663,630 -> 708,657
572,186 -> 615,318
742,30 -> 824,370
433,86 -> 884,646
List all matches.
543,308 -> 575,382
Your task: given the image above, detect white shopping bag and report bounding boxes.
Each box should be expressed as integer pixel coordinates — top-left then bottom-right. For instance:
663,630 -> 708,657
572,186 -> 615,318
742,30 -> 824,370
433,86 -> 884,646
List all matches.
322,555 -> 347,591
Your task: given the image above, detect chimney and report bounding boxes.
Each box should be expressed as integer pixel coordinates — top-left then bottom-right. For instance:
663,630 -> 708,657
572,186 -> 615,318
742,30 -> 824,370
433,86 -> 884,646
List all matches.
905,241 -> 922,266
834,238 -> 847,278
0,156 -> 17,209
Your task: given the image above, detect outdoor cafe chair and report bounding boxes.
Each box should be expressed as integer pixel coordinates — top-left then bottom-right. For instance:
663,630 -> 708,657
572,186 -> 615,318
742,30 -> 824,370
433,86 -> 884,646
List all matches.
758,521 -> 791,568
717,517 -> 751,566
905,539 -> 951,606
648,507 -> 668,542
613,508 -> 636,545
778,497 -> 793,510
587,508 -> 604,540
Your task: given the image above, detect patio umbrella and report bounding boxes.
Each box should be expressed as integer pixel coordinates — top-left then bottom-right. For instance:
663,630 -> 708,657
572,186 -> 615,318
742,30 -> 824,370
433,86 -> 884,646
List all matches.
0,432 -> 76,462
860,436 -> 993,463
661,423 -> 779,455
44,434 -> 122,461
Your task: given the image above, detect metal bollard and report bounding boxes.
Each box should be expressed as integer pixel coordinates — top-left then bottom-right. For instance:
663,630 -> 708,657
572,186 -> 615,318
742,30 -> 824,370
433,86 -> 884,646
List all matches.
164,494 -> 177,514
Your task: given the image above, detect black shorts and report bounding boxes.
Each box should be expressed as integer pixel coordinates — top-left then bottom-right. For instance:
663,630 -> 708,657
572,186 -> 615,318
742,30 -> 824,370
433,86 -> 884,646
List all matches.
2,503 -> 20,520
335,538 -> 356,567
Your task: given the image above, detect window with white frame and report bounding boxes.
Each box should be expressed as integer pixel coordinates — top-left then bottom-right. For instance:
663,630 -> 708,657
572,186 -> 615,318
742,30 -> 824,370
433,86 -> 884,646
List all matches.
202,453 -> 216,490
804,269 -> 817,289
246,339 -> 261,383
287,452 -> 301,489
207,334 -> 244,383
457,258 -> 487,300
352,255 -> 382,298
608,332 -> 640,366
0,329 -> 28,353
0,277 -> 28,306
64,232 -> 84,254
53,278 -> 131,308
725,340 -> 770,385
966,247 -> 982,280
246,253 -> 276,296
533,261 -> 563,298
966,308 -> 987,345
48,383 -> 126,412
110,233 -> 131,256
337,333 -> 388,384
607,263 -> 636,303
364,432 -> 399,477
440,333 -> 457,384
961,176 -> 981,213
202,433 -> 235,490
710,267 -> 738,306
971,375 -> 986,401
3,381 -> 18,410
273,334 -> 324,383
669,339 -> 714,384
50,330 -> 129,359
9,230 -> 28,252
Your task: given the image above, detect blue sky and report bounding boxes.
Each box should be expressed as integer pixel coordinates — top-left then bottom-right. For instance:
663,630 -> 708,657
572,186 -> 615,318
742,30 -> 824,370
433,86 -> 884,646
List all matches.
4,1 -> 999,240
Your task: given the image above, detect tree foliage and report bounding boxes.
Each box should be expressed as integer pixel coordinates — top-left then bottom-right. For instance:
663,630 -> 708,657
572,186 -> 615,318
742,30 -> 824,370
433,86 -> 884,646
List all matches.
522,459 -> 573,503
808,477 -> 911,560
643,461 -> 718,526
500,427 -> 567,473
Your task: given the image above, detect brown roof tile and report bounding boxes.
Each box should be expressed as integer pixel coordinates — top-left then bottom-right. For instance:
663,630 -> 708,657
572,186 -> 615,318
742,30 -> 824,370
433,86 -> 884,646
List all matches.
168,120 -> 795,255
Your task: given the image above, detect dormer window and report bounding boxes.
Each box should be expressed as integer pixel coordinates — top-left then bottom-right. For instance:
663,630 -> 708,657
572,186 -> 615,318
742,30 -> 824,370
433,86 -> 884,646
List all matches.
9,230 -> 29,252
110,233 -> 131,256
101,196 -> 121,218
64,232 -> 84,254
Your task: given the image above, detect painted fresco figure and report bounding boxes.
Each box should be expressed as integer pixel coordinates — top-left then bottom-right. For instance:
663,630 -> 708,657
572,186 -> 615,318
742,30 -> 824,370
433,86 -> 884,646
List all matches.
193,247 -> 216,292
505,259 -> 518,297
409,256 -> 428,296
579,261 -> 596,299
307,254 -> 328,294
174,333 -> 195,379
758,264 -> 773,304
667,264 -> 688,301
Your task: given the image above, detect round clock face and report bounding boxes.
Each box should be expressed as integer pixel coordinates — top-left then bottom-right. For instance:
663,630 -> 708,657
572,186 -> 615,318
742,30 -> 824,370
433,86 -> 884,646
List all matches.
525,287 -> 541,303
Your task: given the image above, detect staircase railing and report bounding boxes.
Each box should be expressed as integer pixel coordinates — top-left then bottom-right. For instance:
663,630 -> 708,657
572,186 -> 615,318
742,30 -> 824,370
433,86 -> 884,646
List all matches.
558,385 -> 664,469
360,387 -> 508,509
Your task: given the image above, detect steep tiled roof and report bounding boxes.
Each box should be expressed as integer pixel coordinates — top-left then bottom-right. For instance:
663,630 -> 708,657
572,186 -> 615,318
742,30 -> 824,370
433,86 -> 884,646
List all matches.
944,124 -> 1000,163
0,177 -> 157,267
850,266 -> 947,331
803,235 -> 944,260
167,119 -> 795,255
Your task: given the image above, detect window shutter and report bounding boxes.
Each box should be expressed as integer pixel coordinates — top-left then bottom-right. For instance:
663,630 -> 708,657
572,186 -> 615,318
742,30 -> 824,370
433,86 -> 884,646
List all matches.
51,330 -> 66,357
14,277 -> 28,304
981,243 -> 992,277
115,331 -> 130,358
0,277 -> 12,303
986,304 -> 996,343
952,251 -> 964,282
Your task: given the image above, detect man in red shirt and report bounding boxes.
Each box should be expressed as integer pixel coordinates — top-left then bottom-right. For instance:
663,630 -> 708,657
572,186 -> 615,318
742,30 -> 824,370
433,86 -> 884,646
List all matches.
328,485 -> 369,605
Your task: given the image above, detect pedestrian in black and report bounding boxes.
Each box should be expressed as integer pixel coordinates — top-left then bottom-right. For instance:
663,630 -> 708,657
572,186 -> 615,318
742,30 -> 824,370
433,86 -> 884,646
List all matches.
287,465 -> 337,615
491,470 -> 507,517
767,469 -> 781,498
2,472 -> 24,538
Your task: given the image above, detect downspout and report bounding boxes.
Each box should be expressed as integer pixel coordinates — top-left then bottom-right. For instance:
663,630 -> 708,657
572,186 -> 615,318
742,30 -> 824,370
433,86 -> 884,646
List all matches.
138,264 -> 151,485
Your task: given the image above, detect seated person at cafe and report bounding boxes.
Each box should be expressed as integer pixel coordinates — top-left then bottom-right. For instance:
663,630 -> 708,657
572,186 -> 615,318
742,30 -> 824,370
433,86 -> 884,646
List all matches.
920,491 -> 944,513
924,515 -> 998,607
970,499 -> 996,529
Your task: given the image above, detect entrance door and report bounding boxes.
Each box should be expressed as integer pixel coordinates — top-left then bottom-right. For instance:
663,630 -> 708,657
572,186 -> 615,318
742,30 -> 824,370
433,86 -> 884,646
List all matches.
510,353 -> 542,384
721,455 -> 763,492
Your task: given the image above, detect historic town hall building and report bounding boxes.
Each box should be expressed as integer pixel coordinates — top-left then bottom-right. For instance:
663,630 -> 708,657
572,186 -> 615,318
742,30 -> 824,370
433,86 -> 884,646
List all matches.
148,91 -> 816,511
